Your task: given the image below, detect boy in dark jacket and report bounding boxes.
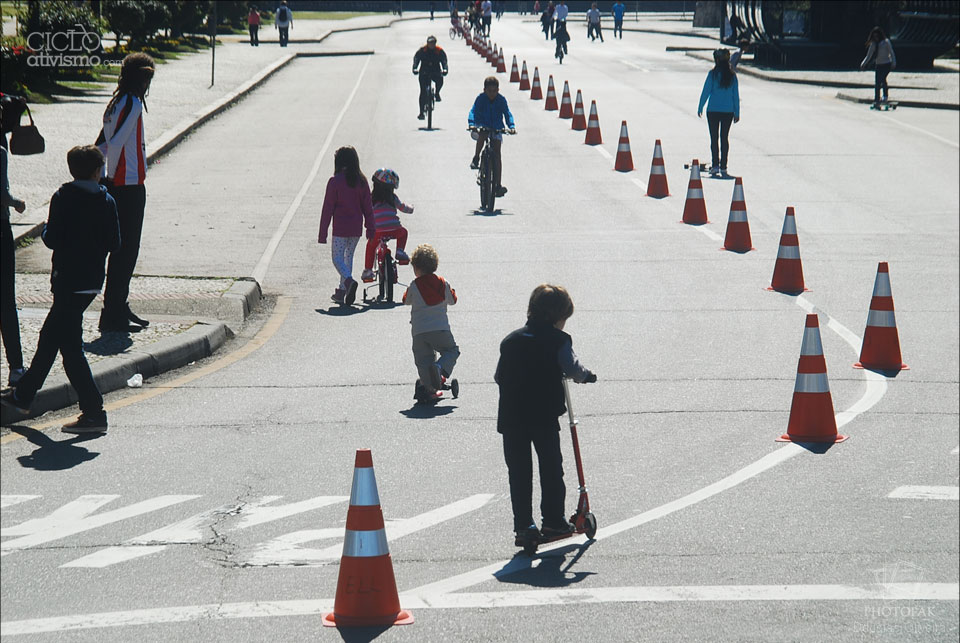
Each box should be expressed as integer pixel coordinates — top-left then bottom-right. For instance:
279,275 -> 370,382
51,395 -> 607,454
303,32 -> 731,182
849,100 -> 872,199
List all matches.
1,146 -> 120,433
495,284 -> 596,546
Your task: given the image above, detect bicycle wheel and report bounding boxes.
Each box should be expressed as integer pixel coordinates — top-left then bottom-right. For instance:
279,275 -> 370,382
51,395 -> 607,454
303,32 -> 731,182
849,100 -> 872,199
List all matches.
482,151 -> 496,212
449,27 -> 457,40
377,254 -> 387,301
478,153 -> 489,209
427,94 -> 434,130
384,254 -> 395,302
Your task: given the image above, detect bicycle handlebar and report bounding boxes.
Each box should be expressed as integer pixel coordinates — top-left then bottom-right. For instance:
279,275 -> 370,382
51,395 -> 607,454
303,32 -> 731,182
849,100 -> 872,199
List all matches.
467,126 -> 516,134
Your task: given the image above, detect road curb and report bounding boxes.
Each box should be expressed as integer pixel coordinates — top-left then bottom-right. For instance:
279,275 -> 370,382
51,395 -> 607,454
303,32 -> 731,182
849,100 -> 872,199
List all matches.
835,91 -> 959,111
2,321 -> 229,424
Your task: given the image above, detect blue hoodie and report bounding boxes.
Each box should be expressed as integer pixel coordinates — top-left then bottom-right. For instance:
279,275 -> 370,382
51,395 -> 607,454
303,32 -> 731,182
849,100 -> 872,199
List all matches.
468,92 -> 515,130
698,70 -> 740,118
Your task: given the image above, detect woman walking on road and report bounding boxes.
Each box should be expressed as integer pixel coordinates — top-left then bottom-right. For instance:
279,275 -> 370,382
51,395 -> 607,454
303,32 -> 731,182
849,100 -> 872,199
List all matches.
860,26 -> 896,105
318,146 -> 374,306
697,49 -> 740,179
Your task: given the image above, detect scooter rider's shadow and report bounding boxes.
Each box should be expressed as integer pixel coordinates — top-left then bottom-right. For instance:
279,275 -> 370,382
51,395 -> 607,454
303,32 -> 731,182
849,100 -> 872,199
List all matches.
498,541 -> 596,588
9,426 -> 101,471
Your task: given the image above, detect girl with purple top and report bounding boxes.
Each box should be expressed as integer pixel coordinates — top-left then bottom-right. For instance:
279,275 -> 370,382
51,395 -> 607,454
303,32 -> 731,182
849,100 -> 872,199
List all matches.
318,146 -> 374,305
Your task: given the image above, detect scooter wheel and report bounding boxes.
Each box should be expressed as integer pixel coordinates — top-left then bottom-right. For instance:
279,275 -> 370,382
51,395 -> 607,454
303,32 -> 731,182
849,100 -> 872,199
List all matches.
450,379 -> 459,398
584,512 -> 598,539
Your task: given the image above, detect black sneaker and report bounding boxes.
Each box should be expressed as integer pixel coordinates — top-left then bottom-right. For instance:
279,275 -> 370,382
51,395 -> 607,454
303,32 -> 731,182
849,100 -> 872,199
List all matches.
62,413 -> 108,434
514,524 -> 540,547
1,389 -> 30,416
418,112 -> 425,120
434,93 -> 442,102
128,308 -> 149,328
495,185 -> 508,197
470,157 -> 480,170
344,278 -> 358,306
540,519 -> 575,539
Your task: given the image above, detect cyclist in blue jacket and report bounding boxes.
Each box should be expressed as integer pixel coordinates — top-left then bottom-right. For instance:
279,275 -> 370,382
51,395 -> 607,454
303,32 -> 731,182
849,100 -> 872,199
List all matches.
468,76 -> 516,197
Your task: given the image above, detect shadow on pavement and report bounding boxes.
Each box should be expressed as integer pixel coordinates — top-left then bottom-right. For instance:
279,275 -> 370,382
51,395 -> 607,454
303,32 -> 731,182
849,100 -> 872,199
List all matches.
792,440 -> 839,454
334,624 -> 391,642
9,426 -> 102,470
315,305 -> 372,317
84,333 -> 134,356
469,208 -> 512,216
498,541 -> 597,587
399,404 -> 456,419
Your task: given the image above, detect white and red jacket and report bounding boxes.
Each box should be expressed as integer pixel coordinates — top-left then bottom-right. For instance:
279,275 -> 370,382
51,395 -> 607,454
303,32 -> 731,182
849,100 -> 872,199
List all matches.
403,274 -> 457,336
99,94 -> 146,186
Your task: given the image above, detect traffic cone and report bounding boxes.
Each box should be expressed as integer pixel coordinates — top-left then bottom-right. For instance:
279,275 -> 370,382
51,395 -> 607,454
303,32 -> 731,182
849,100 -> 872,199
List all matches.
646,139 -> 669,198
530,67 -> 543,99
613,121 -> 633,171
767,207 -> 808,294
681,159 -> 709,224
558,81 -> 573,118
323,449 -> 414,627
722,177 -> 754,252
854,262 -> 909,371
544,75 -> 558,109
496,47 -> 506,72
571,90 -> 587,130
584,100 -> 602,144
490,43 -> 499,67
776,314 -> 848,444
519,61 -> 531,90
510,55 -> 520,82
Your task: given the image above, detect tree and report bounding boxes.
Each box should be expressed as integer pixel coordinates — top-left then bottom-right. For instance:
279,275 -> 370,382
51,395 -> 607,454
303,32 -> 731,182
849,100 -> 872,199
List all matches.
102,0 -> 170,47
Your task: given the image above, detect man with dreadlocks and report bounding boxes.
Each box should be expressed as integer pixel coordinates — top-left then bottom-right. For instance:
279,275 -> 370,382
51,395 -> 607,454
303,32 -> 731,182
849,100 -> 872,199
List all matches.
95,52 -> 154,333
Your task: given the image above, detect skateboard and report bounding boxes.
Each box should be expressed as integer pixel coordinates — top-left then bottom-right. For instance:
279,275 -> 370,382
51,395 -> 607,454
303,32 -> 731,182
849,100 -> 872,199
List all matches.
870,101 -> 898,110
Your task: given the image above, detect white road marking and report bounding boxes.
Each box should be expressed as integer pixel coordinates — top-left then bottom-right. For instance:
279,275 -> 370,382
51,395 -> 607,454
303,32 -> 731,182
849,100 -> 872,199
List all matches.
0,496 -> 41,509
251,55 -> 372,285
877,115 -> 960,149
620,59 -> 650,72
246,494 -> 493,566
695,225 -> 723,242
594,146 -> 613,160
1,496 -> 200,556
630,177 -> 647,191
4,583 -> 956,635
62,496 -> 347,568
888,486 -> 959,501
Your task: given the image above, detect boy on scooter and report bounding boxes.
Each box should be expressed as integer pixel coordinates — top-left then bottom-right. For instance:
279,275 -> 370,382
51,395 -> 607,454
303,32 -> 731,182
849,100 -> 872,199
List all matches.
495,284 -> 596,547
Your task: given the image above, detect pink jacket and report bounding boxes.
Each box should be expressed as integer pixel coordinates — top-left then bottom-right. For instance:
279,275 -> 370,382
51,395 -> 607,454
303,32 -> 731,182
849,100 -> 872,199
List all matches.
318,173 -> 374,242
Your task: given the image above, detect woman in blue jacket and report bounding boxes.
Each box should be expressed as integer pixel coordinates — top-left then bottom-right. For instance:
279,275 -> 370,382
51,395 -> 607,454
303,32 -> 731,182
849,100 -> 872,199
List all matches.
698,49 -> 740,178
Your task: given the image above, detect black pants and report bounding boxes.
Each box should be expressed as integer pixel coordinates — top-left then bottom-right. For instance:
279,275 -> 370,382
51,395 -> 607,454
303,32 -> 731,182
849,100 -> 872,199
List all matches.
101,183 -> 146,327
588,23 -> 603,41
418,72 -> 444,114
502,422 -> 566,531
554,22 -> 568,56
278,26 -> 289,47
875,63 -> 891,102
1,217 -> 23,370
706,111 -> 734,170
483,15 -> 491,35
249,25 -> 259,46
15,292 -> 103,415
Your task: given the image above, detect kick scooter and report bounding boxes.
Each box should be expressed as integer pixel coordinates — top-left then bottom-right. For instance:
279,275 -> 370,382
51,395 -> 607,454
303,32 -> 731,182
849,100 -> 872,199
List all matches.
519,378 -> 597,556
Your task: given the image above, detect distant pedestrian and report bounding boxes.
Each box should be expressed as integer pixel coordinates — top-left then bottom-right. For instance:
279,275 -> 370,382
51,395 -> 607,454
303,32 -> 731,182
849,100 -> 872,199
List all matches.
534,0 -> 540,13
586,2 -> 603,42
247,5 -> 261,46
860,26 -> 896,105
402,244 -> 459,404
611,0 -> 625,39
318,146 -> 374,306
362,168 -> 414,283
275,0 -> 293,47
0,146 -> 120,434
430,1 -> 435,20
553,0 -> 568,54
481,0 -> 493,35
95,52 -> 154,334
1,94 -> 28,387
697,48 -> 740,179
496,284 -> 596,546
540,4 -> 553,40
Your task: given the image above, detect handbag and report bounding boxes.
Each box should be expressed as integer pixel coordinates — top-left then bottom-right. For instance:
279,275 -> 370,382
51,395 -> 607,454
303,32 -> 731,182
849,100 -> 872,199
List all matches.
9,106 -> 45,155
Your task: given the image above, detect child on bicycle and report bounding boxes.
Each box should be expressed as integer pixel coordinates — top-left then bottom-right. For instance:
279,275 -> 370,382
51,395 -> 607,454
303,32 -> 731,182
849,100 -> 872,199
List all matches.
402,244 -> 460,403
468,76 -> 516,198
362,168 -> 414,283
495,284 -> 596,546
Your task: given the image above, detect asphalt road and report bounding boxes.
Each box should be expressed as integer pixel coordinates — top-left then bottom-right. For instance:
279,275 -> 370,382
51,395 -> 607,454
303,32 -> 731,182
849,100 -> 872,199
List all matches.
3,16 -> 958,642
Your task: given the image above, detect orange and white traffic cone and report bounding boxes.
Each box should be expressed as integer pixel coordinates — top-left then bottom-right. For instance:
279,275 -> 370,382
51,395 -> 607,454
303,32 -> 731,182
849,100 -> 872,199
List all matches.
681,159 -> 709,224
558,81 -> 573,118
510,55 -> 520,82
646,139 -> 669,197
519,61 -> 531,90
777,314 -> 848,444
584,100 -> 602,144
722,177 -> 754,252
323,449 -> 415,628
854,262 -> 909,371
496,47 -> 505,72
544,75 -> 558,109
571,90 -> 587,130
614,120 -> 633,170
530,67 -> 543,99
492,44 -> 501,68
767,207 -> 808,294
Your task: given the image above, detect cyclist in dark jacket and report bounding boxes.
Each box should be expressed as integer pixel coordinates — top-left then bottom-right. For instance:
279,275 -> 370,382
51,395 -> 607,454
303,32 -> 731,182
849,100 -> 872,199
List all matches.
413,36 -> 449,120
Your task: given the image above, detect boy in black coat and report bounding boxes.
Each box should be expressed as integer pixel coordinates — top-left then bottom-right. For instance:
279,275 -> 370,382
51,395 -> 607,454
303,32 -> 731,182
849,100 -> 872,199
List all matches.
495,284 -> 596,545
1,146 -> 120,433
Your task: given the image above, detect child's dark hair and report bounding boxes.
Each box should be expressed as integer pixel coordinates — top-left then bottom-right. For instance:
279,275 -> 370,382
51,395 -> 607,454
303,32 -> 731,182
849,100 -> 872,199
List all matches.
334,146 -> 364,188
371,179 -> 395,206
108,52 -> 155,113
712,49 -> 733,88
411,244 -> 438,274
484,76 -> 499,89
527,284 -> 574,325
67,145 -> 105,180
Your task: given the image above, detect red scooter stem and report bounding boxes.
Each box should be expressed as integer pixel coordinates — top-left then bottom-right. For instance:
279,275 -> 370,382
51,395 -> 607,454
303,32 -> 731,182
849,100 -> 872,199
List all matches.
563,378 -> 590,516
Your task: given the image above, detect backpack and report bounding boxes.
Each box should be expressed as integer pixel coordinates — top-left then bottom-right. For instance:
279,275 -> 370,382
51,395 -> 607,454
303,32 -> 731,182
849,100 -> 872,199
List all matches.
277,6 -> 288,21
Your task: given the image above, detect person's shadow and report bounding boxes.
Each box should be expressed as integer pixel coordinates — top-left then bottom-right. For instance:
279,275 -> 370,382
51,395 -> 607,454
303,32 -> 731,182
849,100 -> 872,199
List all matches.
84,332 -> 134,355
9,426 -> 102,471
497,541 -> 596,587
399,403 -> 456,419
